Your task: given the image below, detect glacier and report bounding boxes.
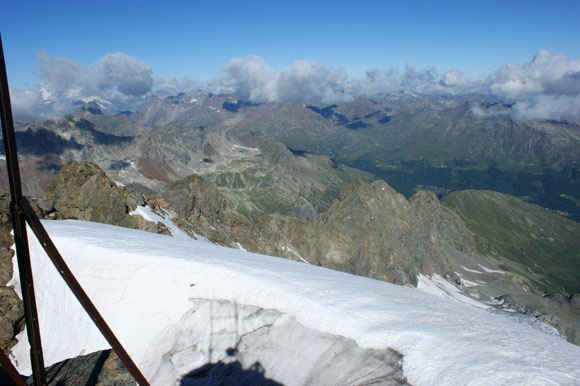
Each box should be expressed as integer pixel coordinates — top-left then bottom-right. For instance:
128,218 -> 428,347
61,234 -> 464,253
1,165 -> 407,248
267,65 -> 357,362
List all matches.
8,220 -> 580,385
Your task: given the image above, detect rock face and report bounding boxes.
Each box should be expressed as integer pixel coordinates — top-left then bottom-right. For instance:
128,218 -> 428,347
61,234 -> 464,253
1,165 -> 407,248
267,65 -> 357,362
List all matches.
0,192 -> 23,352
37,162 -> 169,235
162,173 -> 242,245
232,180 -> 468,285
163,175 -> 465,285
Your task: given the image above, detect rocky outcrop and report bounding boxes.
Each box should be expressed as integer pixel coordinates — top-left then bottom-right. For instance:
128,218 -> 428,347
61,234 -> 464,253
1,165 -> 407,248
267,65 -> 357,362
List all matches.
163,176 -> 474,286
22,350 -> 133,386
164,175 -> 452,285
231,180 -> 467,286
163,174 -> 249,245
37,162 -> 169,235
0,192 -> 23,352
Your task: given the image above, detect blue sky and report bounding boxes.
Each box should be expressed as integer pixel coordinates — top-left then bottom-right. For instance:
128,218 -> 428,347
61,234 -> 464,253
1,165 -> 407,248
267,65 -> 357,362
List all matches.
1,0 -> 579,89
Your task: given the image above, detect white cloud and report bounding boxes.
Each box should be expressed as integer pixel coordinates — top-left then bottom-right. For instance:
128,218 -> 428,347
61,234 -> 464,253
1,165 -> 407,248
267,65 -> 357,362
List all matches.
276,61 -> 351,102
11,51 -> 153,120
440,70 -> 469,88
9,49 -> 580,122
483,50 -> 580,120
486,50 -> 580,98
218,55 -> 277,101
10,88 -> 53,121
154,76 -> 203,96
511,94 -> 580,121
215,56 -> 351,103
89,52 -> 153,97
470,104 -> 510,118
355,68 -> 401,95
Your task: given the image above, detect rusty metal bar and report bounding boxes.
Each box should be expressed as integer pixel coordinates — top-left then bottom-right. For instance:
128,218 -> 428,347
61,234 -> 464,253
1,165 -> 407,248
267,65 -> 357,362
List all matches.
0,348 -> 27,386
0,33 -> 47,386
19,197 -> 150,386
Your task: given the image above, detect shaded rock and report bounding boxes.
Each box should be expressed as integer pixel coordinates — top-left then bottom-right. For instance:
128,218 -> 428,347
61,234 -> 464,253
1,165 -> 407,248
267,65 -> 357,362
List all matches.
24,349 -> 133,386
0,192 -> 23,352
163,174 -> 246,245
571,293 -> 580,310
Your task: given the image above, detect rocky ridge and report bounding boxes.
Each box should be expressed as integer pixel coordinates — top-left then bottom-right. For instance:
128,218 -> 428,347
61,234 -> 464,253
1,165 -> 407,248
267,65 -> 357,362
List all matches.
36,162 -> 170,235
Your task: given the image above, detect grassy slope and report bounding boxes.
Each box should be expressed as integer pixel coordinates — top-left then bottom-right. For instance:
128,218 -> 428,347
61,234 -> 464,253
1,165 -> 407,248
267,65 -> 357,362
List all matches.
202,141 -> 373,219
443,190 -> 580,294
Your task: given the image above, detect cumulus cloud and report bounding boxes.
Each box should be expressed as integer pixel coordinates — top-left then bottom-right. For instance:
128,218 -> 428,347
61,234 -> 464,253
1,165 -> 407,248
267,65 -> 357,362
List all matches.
218,55 -> 277,101
214,51 -> 579,121
89,53 -> 153,97
10,88 -> 53,121
486,50 -> 580,98
216,56 -> 350,103
276,61 -> 351,102
470,104 -> 510,118
11,51 -> 153,120
482,50 -> 580,121
355,68 -> 400,95
511,94 -> 580,121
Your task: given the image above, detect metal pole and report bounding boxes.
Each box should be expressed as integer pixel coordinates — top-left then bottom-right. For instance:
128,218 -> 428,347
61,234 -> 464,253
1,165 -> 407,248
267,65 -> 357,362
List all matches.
0,349 -> 27,386
0,33 -> 47,386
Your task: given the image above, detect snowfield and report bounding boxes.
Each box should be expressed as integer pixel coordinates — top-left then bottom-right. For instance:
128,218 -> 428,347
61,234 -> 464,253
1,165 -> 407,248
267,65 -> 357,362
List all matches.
9,220 -> 580,385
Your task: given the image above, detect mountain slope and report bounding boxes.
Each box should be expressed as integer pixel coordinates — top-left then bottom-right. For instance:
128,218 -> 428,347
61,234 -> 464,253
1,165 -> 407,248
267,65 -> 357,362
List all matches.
202,139 -> 373,220
443,190 -> 580,295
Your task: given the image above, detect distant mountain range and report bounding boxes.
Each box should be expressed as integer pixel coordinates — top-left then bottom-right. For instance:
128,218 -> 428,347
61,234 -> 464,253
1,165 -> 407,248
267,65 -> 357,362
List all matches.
6,92 -> 580,220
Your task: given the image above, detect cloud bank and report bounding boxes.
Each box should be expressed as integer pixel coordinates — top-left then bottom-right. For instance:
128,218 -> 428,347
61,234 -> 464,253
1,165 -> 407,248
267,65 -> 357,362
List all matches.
483,50 -> 580,121
10,49 -> 580,122
11,51 -> 153,120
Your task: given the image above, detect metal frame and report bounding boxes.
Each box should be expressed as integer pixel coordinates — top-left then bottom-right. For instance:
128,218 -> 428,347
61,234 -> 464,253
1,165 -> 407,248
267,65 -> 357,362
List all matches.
0,349 -> 26,386
0,34 -> 150,386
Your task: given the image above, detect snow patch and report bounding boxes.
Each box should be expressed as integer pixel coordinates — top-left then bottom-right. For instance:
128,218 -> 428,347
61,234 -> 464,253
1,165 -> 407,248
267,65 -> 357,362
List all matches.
232,144 -> 259,152
478,264 -> 506,274
283,245 -> 310,264
460,265 -> 483,274
454,272 -> 484,288
129,205 -> 190,239
417,274 -> 489,308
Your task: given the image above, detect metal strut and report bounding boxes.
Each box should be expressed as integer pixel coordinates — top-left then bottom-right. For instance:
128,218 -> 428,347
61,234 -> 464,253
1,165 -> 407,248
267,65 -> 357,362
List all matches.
0,348 -> 26,386
0,33 -> 150,385
0,33 -> 47,386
